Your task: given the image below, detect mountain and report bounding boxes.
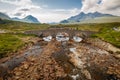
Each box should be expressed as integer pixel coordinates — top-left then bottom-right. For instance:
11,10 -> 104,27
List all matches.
79,16 -> 120,23
0,12 -> 11,20
0,12 -> 40,23
12,15 -> 40,23
60,20 -> 69,23
60,12 -> 116,23
22,15 -> 40,23
12,17 -> 21,21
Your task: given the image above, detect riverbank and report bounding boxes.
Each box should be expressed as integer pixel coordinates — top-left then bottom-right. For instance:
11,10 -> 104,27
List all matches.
0,33 -> 40,59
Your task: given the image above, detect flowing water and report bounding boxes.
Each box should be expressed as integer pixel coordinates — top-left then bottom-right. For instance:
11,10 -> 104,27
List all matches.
0,43 -> 42,77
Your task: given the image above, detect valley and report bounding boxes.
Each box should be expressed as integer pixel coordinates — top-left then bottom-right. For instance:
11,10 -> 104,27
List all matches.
0,22 -> 120,80
0,0 -> 120,79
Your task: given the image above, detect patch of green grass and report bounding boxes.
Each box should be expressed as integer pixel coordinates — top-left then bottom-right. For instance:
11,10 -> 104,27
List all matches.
92,26 -> 120,48
52,23 -> 120,32
14,33 -> 37,37
0,20 -> 49,58
0,33 -> 25,58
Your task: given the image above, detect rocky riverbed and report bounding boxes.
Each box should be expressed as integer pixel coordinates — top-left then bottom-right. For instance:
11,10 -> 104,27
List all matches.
0,37 -> 119,80
0,28 -> 120,80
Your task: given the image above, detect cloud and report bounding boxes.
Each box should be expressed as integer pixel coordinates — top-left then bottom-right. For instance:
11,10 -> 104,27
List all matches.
0,0 -> 42,18
0,0 -> 81,23
0,0 -> 28,6
28,8 -> 81,23
20,8 -> 30,12
81,0 -> 120,16
101,0 -> 120,10
0,0 -> 40,8
14,12 -> 23,16
1,0 -> 119,23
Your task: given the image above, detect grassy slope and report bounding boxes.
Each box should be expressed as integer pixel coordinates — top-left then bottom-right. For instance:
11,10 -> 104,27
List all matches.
92,26 -> 120,48
0,33 -> 24,58
77,23 -> 120,48
0,20 -> 49,58
0,20 -> 49,32
80,16 -> 120,23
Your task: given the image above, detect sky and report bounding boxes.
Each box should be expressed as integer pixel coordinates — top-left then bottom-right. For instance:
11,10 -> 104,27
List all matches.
0,0 -> 120,23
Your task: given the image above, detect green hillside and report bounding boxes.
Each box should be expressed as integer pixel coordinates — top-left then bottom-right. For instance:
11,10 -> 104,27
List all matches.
0,20 -> 49,58
80,16 -> 120,23
0,20 -> 49,32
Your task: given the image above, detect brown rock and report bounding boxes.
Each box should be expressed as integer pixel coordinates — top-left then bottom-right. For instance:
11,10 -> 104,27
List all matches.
15,71 -> 22,76
114,54 -> 120,59
82,69 -> 91,80
23,64 -> 29,70
14,76 -> 20,79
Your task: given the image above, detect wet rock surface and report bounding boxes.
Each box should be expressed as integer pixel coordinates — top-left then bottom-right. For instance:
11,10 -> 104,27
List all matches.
0,31 -> 120,80
6,41 -> 67,80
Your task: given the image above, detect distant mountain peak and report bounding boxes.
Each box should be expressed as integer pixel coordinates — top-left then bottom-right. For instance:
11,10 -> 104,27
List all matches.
24,15 -> 35,19
80,12 -> 85,14
60,12 -> 115,23
12,15 -> 40,23
0,12 -> 11,20
77,12 -> 85,16
26,15 -> 33,17
94,11 -> 100,14
23,15 -> 40,23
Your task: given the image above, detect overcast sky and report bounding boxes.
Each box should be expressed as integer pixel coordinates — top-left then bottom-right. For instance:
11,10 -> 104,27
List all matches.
0,0 -> 120,23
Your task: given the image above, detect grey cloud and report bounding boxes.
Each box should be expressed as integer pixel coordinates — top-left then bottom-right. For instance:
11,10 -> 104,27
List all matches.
80,0 -> 120,16
20,8 -> 30,11
107,5 -> 120,10
14,12 -> 23,16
